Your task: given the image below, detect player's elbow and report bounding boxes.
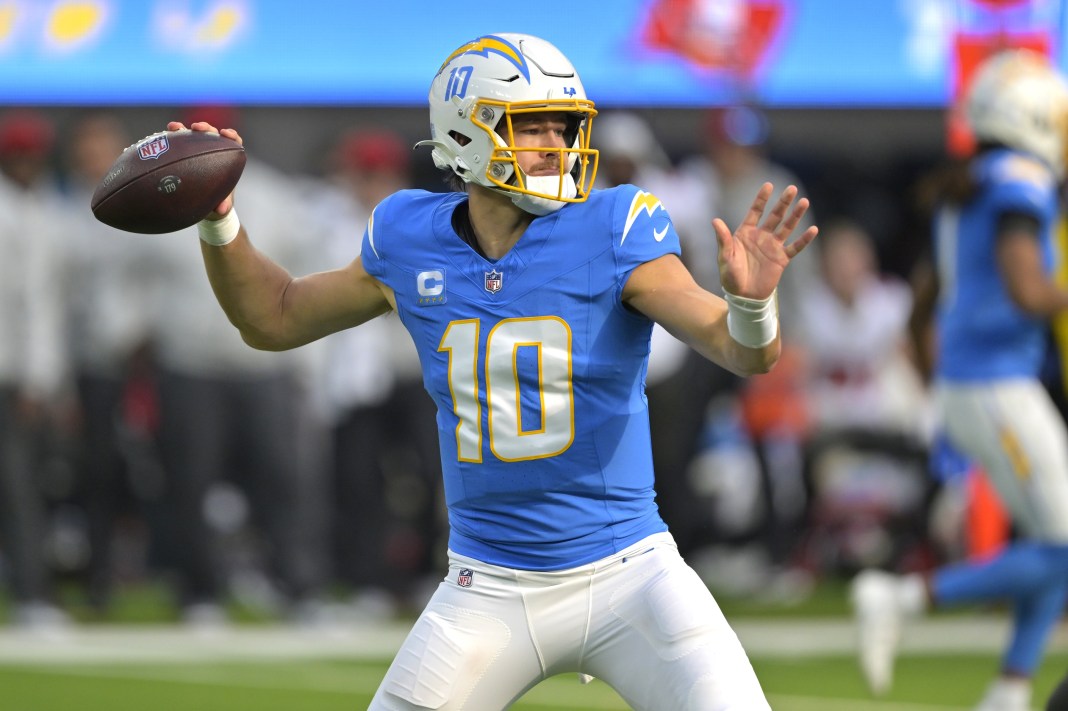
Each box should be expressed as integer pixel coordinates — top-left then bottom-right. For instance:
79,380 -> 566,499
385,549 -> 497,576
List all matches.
240,330 -> 287,352
239,327 -> 302,352
728,342 -> 780,376
231,319 -> 299,352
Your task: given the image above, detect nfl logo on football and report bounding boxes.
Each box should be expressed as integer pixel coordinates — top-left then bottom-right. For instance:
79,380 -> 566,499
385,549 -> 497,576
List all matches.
457,568 -> 474,588
484,270 -> 503,293
138,135 -> 170,161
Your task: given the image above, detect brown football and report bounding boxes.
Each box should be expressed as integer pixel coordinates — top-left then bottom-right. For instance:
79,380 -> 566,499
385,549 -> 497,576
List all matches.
91,129 -> 246,234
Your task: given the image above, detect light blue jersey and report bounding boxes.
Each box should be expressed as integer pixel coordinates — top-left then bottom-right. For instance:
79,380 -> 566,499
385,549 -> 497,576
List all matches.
361,186 -> 682,570
935,149 -> 1060,381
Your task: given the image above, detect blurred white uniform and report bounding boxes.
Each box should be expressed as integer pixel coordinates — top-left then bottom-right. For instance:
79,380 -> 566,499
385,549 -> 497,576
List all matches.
0,172 -> 66,402
63,163 -> 165,609
302,129 -> 439,606
795,223 -> 928,437
303,180 -> 411,423
0,163 -> 68,620
65,186 -> 161,379
147,156 -> 328,614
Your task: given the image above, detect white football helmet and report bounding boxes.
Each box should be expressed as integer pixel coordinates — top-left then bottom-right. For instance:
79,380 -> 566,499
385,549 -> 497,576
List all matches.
965,49 -> 1068,177
417,33 -> 599,215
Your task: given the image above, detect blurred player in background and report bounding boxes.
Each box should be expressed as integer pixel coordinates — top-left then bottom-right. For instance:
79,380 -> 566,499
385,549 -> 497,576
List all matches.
61,112 -> 168,614
0,109 -> 71,630
148,108 -> 331,626
169,33 -> 815,709
307,127 -> 443,616
851,50 -> 1068,711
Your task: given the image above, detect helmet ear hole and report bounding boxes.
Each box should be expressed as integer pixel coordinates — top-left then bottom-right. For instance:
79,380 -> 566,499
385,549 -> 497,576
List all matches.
449,130 -> 472,147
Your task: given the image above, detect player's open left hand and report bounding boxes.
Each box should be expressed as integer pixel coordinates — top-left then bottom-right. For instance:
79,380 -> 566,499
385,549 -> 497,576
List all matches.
714,182 -> 818,300
166,120 -> 243,220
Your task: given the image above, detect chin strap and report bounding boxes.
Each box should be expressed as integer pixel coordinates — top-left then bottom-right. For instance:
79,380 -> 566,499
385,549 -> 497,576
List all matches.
510,173 -> 577,216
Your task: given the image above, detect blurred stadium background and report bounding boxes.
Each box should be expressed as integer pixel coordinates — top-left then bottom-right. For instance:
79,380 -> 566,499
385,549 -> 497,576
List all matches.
1,0 -> 1067,709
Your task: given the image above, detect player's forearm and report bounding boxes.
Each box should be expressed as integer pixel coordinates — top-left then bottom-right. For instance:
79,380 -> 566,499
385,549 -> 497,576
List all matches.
681,318 -> 779,376
1008,278 -> 1068,318
720,332 -> 780,376
200,228 -> 300,351
658,299 -> 780,377
717,290 -> 781,375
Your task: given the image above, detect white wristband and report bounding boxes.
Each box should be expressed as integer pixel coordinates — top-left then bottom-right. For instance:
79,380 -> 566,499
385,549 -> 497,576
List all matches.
725,289 -> 779,348
197,208 -> 240,246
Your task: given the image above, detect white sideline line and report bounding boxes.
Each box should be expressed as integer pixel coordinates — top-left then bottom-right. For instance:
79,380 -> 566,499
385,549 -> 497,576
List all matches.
0,616 -> 1063,665
4,663 -> 973,711
10,664 -> 632,709
0,623 -> 410,664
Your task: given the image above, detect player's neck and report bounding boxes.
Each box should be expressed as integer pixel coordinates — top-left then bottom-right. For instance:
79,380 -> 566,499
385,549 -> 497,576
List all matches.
467,186 -> 534,260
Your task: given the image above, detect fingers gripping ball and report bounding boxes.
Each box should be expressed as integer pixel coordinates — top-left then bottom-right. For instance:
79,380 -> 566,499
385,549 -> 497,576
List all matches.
91,129 -> 245,234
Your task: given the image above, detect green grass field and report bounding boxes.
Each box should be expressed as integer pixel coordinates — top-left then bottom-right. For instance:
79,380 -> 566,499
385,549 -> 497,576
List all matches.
3,652 -> 1067,711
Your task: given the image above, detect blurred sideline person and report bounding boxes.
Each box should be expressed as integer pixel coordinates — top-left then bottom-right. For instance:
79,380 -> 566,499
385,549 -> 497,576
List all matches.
0,110 -> 71,630
168,33 -> 816,709
851,50 -> 1068,711
796,218 -> 926,437
61,112 -> 167,613
680,104 -> 819,339
793,218 -> 932,578
307,127 -> 443,615
678,106 -> 820,589
147,108 -> 331,625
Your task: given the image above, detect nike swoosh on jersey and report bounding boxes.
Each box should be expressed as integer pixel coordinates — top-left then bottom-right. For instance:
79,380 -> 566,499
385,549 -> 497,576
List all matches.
653,225 -> 668,242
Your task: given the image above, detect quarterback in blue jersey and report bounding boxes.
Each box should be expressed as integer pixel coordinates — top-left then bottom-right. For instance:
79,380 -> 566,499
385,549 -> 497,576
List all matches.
851,50 -> 1068,711
171,33 -> 816,711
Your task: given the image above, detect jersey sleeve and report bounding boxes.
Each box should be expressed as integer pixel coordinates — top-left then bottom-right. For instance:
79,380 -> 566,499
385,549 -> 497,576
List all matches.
987,154 -> 1058,223
359,197 -> 389,281
611,184 -> 683,281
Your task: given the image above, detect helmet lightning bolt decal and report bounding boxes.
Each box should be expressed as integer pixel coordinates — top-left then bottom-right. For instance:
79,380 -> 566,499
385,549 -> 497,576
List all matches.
438,35 -> 530,82
621,190 -> 664,245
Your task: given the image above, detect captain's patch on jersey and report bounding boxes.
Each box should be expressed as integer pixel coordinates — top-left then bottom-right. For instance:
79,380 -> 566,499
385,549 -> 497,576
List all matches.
417,268 -> 447,305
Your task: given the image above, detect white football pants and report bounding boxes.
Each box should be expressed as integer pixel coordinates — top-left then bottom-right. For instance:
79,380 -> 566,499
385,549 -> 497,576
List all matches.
938,379 -> 1068,542
368,532 -> 770,710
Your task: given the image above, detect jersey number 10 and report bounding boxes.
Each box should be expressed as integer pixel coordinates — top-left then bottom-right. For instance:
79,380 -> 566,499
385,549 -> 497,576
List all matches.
439,316 -> 575,463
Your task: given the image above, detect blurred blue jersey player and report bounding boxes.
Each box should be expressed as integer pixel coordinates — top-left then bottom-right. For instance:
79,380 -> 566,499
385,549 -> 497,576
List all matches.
851,50 -> 1068,711
169,33 -> 816,710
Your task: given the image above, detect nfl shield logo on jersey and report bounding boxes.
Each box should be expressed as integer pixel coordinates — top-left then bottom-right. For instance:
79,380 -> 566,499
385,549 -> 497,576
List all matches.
457,568 -> 474,588
484,269 -> 503,293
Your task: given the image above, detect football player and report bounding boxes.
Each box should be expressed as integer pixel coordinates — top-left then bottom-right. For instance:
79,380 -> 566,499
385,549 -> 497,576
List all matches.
171,33 -> 816,710
852,50 -> 1068,711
